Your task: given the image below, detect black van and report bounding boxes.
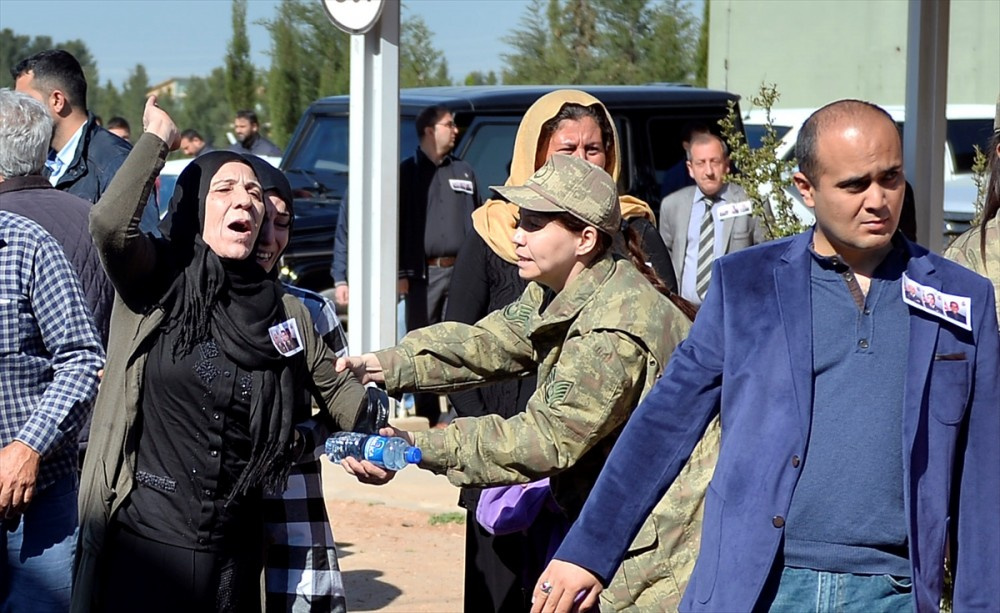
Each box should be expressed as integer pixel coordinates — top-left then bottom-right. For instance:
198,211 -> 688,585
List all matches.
278,84 -> 742,295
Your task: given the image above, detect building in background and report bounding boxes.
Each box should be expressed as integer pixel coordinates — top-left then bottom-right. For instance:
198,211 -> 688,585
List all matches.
708,0 -> 998,109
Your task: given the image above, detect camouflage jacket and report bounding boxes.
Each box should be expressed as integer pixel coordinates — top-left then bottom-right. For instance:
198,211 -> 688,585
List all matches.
945,217 -> 1000,326
378,253 -> 720,610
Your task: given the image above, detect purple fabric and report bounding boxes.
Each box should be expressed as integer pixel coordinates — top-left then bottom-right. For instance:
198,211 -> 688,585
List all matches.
475,479 -> 552,536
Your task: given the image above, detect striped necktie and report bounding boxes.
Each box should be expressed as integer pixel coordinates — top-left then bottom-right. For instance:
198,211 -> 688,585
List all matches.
695,198 -> 715,300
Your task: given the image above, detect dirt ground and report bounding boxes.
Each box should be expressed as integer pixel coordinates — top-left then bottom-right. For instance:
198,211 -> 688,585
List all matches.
321,421 -> 468,612
329,500 -> 465,612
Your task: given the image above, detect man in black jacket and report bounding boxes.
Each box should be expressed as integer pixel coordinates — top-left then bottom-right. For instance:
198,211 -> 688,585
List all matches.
12,49 -> 159,234
398,105 -> 481,425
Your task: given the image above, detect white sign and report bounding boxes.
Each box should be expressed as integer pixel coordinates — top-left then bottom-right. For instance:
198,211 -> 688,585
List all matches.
322,0 -> 386,35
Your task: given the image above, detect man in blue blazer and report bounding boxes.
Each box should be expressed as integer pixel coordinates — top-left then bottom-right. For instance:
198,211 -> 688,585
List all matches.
531,100 -> 1000,612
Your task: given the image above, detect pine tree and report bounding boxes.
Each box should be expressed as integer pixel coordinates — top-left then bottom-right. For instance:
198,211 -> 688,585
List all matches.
400,15 -> 451,87
225,0 -> 256,114
267,0 -> 302,146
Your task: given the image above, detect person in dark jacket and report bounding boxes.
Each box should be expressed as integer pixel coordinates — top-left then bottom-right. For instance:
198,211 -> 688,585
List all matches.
229,109 -> 282,157
330,194 -> 350,307
397,105 -> 482,426
11,49 -> 160,234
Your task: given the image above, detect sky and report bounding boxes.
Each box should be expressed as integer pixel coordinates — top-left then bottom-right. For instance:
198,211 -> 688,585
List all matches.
0,0 -> 533,87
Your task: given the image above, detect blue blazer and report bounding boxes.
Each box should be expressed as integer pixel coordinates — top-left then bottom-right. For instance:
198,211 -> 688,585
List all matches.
556,231 -> 1000,611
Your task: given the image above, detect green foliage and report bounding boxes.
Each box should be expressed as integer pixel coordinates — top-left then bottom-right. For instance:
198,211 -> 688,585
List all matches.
94,80 -> 123,121
400,14 -> 451,87
464,70 -> 499,86
261,0 -> 350,147
225,0 -> 256,114
170,68 -> 236,151
0,30 -> 100,105
266,0 -> 303,146
970,144 -> 989,226
428,512 -> 465,525
501,0 -> 700,85
718,83 -> 807,240
695,0 -> 709,86
118,64 -> 150,136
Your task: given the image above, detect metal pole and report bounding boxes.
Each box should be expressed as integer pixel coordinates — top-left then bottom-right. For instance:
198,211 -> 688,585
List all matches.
905,0 -> 949,253
347,1 -> 400,353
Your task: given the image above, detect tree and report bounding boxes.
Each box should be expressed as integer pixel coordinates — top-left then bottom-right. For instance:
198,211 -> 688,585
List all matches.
266,0 -> 303,145
694,0 -> 710,86
92,80 -> 123,123
119,64 -> 151,134
225,0 -> 256,113
261,0 -> 350,147
172,68 -> 235,150
400,15 -> 451,87
501,0 -> 700,85
464,70 -> 499,86
0,30 -> 100,105
718,83 -> 806,240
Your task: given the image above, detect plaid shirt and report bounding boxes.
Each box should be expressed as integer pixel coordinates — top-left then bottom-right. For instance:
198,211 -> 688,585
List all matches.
0,211 -> 103,491
264,285 -> 349,613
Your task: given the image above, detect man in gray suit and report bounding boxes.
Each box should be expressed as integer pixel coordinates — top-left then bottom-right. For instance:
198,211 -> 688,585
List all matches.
659,133 -> 763,304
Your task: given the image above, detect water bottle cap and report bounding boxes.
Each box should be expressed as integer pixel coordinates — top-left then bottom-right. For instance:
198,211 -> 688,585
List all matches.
404,446 -> 422,464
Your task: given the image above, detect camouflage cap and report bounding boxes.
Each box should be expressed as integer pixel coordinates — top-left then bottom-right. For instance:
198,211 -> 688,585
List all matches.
492,154 -> 621,235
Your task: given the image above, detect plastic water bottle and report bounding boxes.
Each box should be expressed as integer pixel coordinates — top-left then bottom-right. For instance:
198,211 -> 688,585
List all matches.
325,432 -> 422,470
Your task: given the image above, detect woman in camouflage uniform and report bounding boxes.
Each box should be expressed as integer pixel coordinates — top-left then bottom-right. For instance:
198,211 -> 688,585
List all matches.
339,155 -> 719,611
945,99 -> 1000,324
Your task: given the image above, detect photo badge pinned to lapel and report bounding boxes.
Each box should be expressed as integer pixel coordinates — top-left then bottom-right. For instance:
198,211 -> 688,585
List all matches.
901,272 -> 972,332
715,200 -> 753,221
269,318 -> 304,357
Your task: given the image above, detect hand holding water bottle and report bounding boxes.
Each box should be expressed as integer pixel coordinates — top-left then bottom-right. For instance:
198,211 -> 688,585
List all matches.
332,428 -> 418,485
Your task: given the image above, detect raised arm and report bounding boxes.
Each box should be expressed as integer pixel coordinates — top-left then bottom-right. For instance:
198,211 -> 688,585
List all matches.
89,97 -> 179,306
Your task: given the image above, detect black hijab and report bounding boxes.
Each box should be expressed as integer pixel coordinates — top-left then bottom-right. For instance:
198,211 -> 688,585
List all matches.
157,151 -> 298,499
246,156 -> 295,277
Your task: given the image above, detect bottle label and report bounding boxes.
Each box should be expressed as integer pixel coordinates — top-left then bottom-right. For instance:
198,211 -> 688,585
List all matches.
363,436 -> 386,465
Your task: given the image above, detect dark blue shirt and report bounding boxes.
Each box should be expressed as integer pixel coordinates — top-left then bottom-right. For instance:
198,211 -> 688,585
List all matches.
784,244 -> 910,576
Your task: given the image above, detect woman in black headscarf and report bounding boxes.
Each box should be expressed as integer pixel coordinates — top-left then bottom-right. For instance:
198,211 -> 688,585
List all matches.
74,99 -> 366,613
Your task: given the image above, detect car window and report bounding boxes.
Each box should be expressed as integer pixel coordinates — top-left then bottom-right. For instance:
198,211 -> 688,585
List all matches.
283,114 -> 418,190
947,118 -> 994,174
744,124 -> 792,149
455,118 -> 521,197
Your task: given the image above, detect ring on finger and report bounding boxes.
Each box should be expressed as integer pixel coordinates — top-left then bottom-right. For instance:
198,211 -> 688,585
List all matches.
540,580 -> 553,595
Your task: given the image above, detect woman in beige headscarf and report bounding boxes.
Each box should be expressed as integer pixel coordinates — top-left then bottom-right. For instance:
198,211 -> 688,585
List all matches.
471,89 -> 677,291
443,89 -> 695,612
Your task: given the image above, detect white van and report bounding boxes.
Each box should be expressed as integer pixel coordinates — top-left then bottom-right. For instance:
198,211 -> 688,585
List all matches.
743,105 -> 994,238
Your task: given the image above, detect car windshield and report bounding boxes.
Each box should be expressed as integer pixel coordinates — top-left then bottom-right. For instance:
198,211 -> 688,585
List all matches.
947,118 -> 994,174
744,124 -> 792,149
282,115 -> 418,193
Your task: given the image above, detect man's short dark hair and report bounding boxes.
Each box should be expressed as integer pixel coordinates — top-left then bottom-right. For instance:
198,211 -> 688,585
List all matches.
235,109 -> 259,125
180,128 -> 204,140
796,99 -> 898,182
106,116 -> 130,131
415,105 -> 451,138
11,49 -> 88,109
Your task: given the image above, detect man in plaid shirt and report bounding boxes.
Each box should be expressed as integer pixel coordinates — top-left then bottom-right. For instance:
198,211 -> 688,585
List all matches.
0,210 -> 103,611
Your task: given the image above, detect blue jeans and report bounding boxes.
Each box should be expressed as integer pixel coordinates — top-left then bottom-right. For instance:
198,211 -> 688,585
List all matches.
764,567 -> 914,613
0,472 -> 78,613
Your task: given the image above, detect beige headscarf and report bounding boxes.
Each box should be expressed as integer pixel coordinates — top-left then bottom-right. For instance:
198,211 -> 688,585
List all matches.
472,89 -> 656,264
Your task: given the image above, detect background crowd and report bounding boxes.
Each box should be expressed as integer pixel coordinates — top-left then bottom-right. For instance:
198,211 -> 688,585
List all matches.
1,45 -> 998,613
